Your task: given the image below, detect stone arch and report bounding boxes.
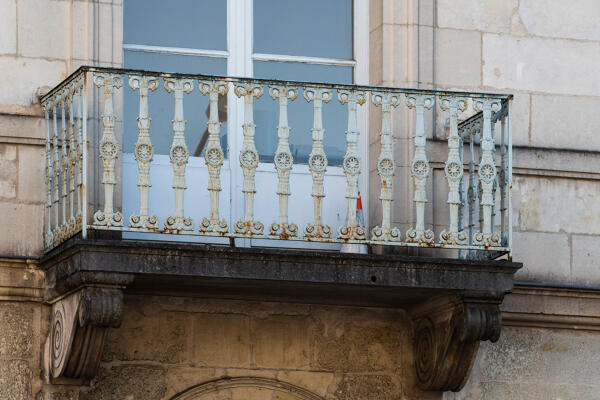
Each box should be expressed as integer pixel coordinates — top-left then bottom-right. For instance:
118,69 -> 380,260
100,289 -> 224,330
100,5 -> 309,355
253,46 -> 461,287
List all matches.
170,376 -> 325,400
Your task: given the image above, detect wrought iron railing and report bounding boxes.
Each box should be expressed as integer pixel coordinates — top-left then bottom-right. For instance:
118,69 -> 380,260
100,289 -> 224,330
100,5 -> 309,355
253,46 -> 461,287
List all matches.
40,66 -> 513,257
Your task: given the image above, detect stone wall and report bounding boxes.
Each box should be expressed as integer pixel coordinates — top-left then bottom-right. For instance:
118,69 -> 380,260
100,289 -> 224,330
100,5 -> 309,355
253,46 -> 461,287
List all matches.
0,0 -> 600,399
447,327 -> 600,399
62,295 -> 434,400
0,0 -> 121,257
0,258 -> 47,399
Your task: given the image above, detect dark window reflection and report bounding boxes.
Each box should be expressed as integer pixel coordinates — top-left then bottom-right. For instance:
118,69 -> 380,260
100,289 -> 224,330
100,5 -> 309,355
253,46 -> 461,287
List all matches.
123,51 -> 227,157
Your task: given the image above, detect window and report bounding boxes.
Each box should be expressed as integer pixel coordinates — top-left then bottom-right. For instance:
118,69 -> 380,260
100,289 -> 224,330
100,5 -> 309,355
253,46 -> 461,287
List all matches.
123,0 -> 228,158
121,0 -> 368,240
123,0 -> 357,164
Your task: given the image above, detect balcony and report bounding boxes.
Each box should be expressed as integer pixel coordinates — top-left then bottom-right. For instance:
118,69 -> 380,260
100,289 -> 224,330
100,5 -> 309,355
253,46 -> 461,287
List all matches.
38,66 -> 520,391
40,66 -> 513,255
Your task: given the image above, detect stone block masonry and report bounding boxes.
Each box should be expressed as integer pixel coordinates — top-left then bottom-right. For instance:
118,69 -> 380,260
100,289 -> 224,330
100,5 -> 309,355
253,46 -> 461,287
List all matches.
81,295 -> 423,400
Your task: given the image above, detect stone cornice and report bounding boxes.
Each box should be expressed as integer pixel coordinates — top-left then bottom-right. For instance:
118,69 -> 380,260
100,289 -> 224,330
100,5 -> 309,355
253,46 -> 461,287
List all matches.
501,284 -> 600,331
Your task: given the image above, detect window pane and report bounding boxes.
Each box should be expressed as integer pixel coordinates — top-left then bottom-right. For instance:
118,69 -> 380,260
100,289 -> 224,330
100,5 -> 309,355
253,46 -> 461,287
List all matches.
253,61 -> 353,166
253,0 -> 352,59
123,51 -> 227,157
123,0 -> 227,51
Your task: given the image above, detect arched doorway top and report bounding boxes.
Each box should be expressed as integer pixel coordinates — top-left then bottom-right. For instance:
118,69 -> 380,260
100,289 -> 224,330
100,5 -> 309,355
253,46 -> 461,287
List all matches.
170,376 -> 326,400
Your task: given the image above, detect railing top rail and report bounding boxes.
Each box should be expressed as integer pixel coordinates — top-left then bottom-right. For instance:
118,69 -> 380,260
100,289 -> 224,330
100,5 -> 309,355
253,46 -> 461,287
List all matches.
41,65 -> 513,105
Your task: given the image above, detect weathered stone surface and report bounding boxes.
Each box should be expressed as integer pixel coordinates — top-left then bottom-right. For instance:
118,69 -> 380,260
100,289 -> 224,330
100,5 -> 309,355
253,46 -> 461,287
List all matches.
164,367 -> 219,399
502,285 -> 600,322
0,359 -> 32,400
18,0 -> 69,59
71,1 -> 91,61
509,92 -> 530,147
333,375 -> 401,400
0,0 -> 16,54
512,232 -> 570,284
458,381 -> 600,400
193,313 -> 251,367
252,316 -> 311,370
98,2 -> 120,65
489,328 -> 600,384
18,145 -> 45,202
79,365 -> 166,400
437,0 -> 517,33
519,0 -> 600,41
435,29 -> 481,88
369,24 -> 384,85
455,327 -> 600,398
531,94 -> 600,151
104,299 -> 191,364
0,303 -> 33,357
0,56 -> 66,106
156,296 -> 311,318
313,308 -> 406,373
513,176 -> 600,235
0,258 -> 45,300
483,34 -> 600,96
0,143 -> 17,199
571,235 -> 600,287
41,239 -> 520,307
276,371 -> 334,398
0,114 -> 44,140
0,202 -> 43,255
35,390 -> 79,400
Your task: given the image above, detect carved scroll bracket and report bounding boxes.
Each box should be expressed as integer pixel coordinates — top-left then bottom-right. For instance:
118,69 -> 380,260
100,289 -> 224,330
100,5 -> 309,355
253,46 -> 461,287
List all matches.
46,283 -> 132,382
411,293 -> 503,392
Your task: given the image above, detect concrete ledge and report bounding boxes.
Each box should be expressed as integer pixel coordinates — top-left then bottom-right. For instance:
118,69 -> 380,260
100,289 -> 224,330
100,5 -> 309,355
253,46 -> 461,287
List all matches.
501,284 -> 600,331
0,257 -> 44,302
40,237 -> 521,307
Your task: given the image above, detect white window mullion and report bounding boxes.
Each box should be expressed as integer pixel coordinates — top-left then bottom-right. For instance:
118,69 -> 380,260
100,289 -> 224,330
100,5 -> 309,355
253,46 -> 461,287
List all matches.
227,0 -> 253,232
355,0 -> 370,231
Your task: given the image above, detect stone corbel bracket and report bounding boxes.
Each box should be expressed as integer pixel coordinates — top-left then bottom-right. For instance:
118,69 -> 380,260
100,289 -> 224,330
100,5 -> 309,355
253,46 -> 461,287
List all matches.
46,282 -> 132,381
411,293 -> 503,392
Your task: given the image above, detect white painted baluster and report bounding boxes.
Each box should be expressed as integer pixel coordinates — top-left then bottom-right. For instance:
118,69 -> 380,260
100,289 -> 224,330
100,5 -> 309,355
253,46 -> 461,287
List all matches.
129,75 -> 159,229
491,113 -> 498,234
164,78 -> 194,232
75,78 -> 84,229
473,99 -> 501,247
439,96 -> 468,245
303,87 -> 332,239
234,83 -> 264,236
466,120 -> 479,246
59,89 -> 69,239
499,106 -> 508,244
371,92 -> 401,242
338,89 -> 366,241
52,98 -> 60,242
406,94 -> 435,244
199,80 -> 229,234
44,102 -> 54,248
67,84 -> 77,233
93,73 -> 124,227
268,85 -> 298,238
458,124 -> 465,234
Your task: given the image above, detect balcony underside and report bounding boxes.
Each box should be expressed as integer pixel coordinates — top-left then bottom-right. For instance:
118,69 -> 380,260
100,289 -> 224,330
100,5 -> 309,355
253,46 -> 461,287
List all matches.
40,236 -> 520,392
